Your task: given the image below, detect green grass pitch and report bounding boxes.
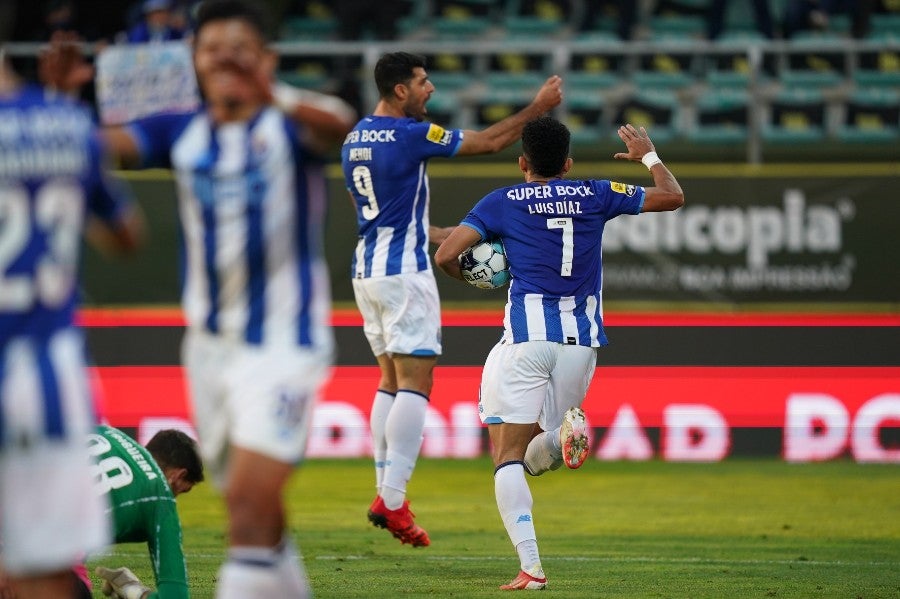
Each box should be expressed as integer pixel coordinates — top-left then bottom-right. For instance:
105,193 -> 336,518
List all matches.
89,457 -> 899,598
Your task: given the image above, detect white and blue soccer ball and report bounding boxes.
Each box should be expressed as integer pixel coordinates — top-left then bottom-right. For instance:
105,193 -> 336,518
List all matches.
458,239 -> 510,290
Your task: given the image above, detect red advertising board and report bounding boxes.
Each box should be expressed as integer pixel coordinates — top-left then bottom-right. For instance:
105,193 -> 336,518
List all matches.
93,364 -> 900,464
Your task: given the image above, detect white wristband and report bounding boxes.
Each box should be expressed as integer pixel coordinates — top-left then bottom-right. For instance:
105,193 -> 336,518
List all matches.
641,151 -> 662,169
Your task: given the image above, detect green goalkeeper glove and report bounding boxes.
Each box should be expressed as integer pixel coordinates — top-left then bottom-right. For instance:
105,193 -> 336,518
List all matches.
96,566 -> 151,599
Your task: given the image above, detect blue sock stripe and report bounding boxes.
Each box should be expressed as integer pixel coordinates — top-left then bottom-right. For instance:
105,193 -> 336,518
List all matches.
494,460 -> 525,475
396,388 -> 429,402
376,389 -> 397,397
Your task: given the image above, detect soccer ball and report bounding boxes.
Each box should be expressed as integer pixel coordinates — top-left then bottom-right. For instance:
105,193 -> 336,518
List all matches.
458,239 -> 510,290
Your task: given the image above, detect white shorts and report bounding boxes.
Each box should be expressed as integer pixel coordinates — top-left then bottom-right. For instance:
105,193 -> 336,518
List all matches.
352,270 -> 442,357
0,330 -> 110,575
182,330 -> 333,487
479,341 -> 597,430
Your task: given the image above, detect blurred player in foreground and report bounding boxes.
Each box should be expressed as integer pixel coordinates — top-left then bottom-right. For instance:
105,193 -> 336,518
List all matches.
90,426 -> 204,599
341,51 -> 562,547
0,48 -> 142,598
77,1 -> 355,596
435,118 -> 684,589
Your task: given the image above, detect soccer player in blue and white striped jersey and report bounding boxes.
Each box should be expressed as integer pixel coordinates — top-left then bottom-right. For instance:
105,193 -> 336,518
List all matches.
0,52 -> 142,598
342,52 -> 562,546
91,1 -> 356,596
435,117 -> 684,589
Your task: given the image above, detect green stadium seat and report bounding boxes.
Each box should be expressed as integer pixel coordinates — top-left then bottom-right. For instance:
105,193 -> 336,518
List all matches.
632,40 -> 697,89
833,88 -> 900,143
686,89 -> 749,144
853,47 -> 900,88
280,12 -> 336,41
762,88 -> 827,143
780,38 -> 847,89
611,89 -> 681,143
425,93 -> 465,129
430,0 -> 495,39
568,49 -> 625,91
564,92 -> 605,145
473,89 -> 534,127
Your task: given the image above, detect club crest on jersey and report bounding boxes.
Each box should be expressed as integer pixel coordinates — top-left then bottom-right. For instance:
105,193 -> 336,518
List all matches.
426,123 -> 452,145
611,181 -> 637,196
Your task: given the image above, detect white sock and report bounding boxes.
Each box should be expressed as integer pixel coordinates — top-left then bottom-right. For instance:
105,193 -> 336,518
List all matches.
381,389 -> 428,509
524,430 -> 563,476
217,540 -> 311,599
277,536 -> 311,598
370,390 -> 395,493
516,539 -> 544,578
216,546 -> 280,599
494,461 -> 538,547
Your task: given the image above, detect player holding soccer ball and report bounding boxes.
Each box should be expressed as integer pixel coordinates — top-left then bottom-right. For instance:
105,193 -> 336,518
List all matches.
341,52 -> 562,547
435,117 -> 684,589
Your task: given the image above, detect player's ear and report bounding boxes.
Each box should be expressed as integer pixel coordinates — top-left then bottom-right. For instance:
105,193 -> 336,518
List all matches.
561,157 -> 573,176
518,156 -> 528,175
393,82 -> 409,101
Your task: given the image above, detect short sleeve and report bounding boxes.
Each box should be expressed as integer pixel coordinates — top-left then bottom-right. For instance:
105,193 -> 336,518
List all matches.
126,112 -> 195,169
402,121 -> 463,160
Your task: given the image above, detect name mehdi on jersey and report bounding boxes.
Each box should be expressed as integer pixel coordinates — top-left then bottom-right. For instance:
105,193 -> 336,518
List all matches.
506,183 -> 593,215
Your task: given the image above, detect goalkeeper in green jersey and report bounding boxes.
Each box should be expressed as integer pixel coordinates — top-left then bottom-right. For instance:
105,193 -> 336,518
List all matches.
88,426 -> 205,599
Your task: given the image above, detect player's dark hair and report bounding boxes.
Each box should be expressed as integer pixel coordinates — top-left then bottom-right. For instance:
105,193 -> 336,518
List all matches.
374,52 -> 427,99
146,429 -> 205,484
522,116 -> 570,177
195,0 -> 271,41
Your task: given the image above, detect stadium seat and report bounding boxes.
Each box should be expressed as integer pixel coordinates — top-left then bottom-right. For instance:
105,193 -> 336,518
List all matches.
473,89 -> 533,127
426,93 -> 466,129
853,47 -> 900,89
280,2 -> 337,40
779,37 -> 847,89
564,92 -> 605,145
632,39 -> 697,89
686,88 -> 749,144
568,50 -> 625,91
867,12 -> 900,38
484,52 -> 549,92
430,0 -> 495,39
424,53 -> 477,92
761,88 -> 827,143
833,88 -> 900,143
611,89 -> 681,143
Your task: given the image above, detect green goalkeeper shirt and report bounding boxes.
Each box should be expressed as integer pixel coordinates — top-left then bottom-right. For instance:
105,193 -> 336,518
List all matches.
89,426 -> 189,599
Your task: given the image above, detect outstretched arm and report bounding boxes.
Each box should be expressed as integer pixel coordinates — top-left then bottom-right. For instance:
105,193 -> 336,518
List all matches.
455,75 -> 563,156
614,124 -> 685,213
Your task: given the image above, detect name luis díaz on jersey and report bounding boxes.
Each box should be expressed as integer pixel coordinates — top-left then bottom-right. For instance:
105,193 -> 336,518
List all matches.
507,183 -> 593,215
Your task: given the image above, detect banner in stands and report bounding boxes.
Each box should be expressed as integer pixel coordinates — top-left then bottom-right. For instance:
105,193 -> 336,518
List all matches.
95,365 -> 900,464
95,41 -> 199,125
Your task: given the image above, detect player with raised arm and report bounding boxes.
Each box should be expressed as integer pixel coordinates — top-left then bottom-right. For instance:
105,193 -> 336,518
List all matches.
434,117 -> 684,589
341,52 -> 562,547
41,1 -> 356,596
0,50 -> 142,599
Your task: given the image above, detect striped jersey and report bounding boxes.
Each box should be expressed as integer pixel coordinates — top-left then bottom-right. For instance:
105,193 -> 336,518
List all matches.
0,85 -> 132,341
128,107 -> 332,350
341,116 -> 463,278
0,85 -> 132,442
461,179 -> 645,347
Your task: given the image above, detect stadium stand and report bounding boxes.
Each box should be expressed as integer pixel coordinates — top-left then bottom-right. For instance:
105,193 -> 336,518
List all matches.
834,87 -> 900,143
761,87 -> 828,143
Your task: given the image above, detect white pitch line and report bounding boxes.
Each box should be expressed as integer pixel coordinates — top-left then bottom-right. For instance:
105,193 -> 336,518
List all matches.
90,550 -> 897,568
313,555 -> 898,567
